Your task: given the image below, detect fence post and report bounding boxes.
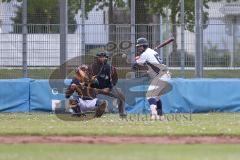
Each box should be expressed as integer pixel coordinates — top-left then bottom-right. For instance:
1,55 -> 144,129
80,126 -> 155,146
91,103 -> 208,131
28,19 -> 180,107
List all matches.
159,15 -> 163,61
59,0 -> 68,77
22,0 -> 28,78
0,0 -> 2,29
131,0 -> 136,65
166,10 -> 170,67
231,18 -> 236,68
81,0 -> 85,63
195,0 -> 203,78
180,0 -> 185,77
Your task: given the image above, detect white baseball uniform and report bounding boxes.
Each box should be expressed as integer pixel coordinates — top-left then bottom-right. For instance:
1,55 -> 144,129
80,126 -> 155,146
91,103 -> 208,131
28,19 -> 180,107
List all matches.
136,47 -> 171,98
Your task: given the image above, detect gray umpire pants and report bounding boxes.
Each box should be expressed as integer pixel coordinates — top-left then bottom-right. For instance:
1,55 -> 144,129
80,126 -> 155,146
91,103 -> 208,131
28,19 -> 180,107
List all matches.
98,86 -> 126,116
110,86 -> 126,115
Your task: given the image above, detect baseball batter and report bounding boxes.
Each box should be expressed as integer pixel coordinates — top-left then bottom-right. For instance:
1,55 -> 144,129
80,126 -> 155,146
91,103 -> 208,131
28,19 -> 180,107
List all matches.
134,37 -> 171,121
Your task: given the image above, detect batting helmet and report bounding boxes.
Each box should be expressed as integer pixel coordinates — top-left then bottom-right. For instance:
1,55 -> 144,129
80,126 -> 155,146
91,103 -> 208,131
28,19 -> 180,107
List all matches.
136,37 -> 148,47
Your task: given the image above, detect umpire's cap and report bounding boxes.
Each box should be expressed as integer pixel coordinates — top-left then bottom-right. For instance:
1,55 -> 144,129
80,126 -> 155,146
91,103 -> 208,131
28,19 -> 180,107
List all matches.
96,51 -> 108,57
136,37 -> 148,47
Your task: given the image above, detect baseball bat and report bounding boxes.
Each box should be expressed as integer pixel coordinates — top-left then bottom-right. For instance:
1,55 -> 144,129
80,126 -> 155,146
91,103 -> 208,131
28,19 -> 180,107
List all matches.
154,37 -> 174,50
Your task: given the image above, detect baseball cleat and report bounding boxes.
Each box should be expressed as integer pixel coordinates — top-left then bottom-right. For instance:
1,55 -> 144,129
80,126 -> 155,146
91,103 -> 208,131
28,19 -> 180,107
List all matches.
151,114 -> 160,120
159,115 -> 166,121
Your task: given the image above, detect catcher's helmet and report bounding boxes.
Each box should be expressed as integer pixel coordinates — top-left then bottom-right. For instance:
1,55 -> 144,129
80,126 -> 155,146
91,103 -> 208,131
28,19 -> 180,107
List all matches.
136,37 -> 148,47
75,64 -> 88,73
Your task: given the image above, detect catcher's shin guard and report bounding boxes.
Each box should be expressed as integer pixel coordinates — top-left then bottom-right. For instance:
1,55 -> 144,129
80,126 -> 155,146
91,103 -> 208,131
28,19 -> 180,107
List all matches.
94,100 -> 107,118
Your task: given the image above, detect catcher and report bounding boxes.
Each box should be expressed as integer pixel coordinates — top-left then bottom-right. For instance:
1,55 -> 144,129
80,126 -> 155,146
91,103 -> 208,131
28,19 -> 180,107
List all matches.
65,64 -> 108,118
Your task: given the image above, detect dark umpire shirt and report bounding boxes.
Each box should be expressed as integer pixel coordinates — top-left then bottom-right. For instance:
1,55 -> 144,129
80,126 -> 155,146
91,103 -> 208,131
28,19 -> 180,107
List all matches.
91,62 -> 118,89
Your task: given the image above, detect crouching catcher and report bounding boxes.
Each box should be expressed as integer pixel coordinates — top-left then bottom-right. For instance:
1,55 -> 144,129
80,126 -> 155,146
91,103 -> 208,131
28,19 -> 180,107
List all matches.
65,64 -> 108,118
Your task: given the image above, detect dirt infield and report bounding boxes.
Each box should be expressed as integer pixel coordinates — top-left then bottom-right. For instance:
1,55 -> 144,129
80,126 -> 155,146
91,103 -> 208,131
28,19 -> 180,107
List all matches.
1,136 -> 240,144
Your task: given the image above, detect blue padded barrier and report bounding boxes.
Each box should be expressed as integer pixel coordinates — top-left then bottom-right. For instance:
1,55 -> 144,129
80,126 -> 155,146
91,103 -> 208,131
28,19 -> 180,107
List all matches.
0,78 -> 32,112
0,78 -> 240,113
161,78 -> 240,113
30,80 -> 65,112
118,78 -> 240,113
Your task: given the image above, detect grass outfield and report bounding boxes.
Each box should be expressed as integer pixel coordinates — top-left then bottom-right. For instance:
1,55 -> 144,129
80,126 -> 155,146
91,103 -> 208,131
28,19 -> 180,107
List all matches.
0,69 -> 239,79
0,144 -> 240,160
0,113 -> 240,136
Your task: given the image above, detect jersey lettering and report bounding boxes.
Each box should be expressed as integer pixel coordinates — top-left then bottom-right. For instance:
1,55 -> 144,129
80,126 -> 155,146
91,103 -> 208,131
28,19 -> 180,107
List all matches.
154,54 -> 162,64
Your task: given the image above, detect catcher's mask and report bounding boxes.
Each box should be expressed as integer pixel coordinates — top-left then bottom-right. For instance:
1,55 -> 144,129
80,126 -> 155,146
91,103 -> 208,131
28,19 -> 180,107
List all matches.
96,52 -> 108,64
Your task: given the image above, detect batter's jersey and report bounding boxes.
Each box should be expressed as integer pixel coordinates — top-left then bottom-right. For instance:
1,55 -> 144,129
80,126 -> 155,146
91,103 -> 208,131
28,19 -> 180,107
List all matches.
136,48 -> 162,64
136,48 -> 163,78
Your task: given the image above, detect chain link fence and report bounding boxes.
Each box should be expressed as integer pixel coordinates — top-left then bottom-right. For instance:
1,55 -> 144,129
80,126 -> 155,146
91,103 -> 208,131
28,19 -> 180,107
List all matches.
0,0 -> 240,79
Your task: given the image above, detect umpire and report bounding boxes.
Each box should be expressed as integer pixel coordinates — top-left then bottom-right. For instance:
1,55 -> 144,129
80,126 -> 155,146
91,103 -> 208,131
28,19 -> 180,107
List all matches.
91,51 -> 127,118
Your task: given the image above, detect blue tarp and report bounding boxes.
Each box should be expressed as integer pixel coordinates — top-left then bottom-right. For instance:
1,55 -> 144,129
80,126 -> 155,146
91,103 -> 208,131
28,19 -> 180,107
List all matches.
161,78 -> 240,113
0,78 -> 31,112
30,80 -> 65,112
120,78 -> 240,113
0,78 -> 240,113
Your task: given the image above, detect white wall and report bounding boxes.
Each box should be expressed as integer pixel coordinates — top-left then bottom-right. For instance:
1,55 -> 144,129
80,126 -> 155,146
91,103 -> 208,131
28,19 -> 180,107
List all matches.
0,2 -> 109,66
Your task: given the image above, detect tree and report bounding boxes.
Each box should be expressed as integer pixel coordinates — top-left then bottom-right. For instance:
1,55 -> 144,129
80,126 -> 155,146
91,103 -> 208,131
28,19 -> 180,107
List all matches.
3,0 -> 100,33
148,0 -> 239,55
147,0 -> 208,53
93,0 -> 127,41
3,0 -> 126,34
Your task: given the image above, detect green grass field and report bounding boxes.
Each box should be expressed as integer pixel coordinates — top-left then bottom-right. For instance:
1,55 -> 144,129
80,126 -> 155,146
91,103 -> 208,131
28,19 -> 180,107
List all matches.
0,144 -> 240,160
0,113 -> 240,160
0,113 -> 240,136
0,69 -> 239,79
